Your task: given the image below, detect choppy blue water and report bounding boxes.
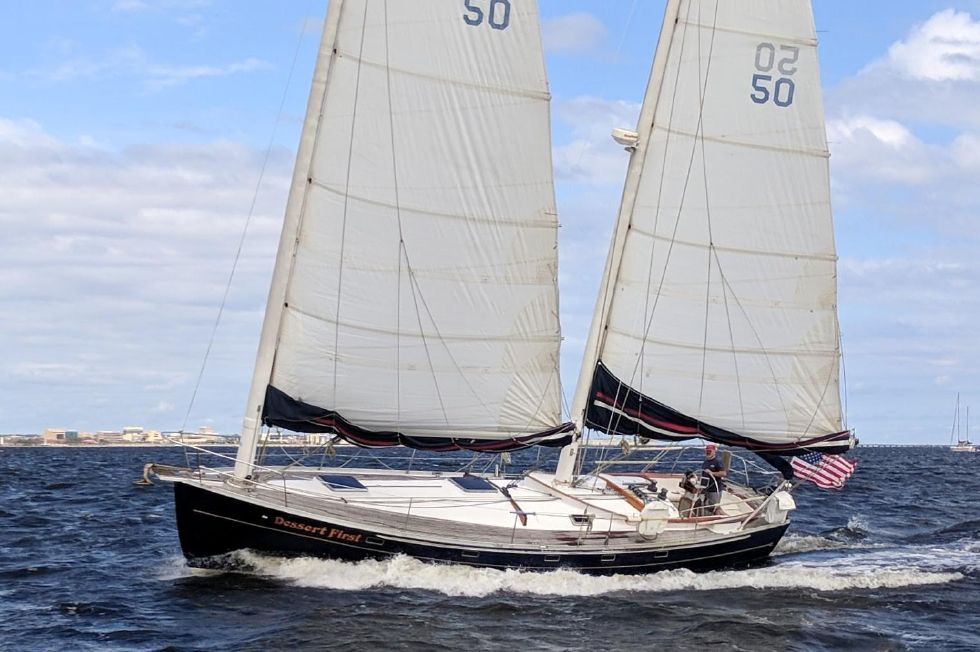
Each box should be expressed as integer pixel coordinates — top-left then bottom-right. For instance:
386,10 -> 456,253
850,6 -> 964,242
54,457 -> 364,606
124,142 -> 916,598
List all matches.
0,445 -> 977,651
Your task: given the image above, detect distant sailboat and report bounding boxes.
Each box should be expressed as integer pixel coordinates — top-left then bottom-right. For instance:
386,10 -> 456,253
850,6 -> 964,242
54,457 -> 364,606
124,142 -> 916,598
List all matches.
950,394 -> 976,452
152,0 -> 854,574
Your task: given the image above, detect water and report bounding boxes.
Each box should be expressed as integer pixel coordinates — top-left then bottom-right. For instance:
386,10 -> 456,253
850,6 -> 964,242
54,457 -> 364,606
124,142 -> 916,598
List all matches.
0,446 -> 977,651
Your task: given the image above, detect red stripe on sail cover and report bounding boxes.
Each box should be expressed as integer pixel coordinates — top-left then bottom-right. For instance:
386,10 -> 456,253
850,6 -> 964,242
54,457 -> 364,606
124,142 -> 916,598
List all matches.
593,392 -> 700,434
791,452 -> 857,489
309,415 -> 572,452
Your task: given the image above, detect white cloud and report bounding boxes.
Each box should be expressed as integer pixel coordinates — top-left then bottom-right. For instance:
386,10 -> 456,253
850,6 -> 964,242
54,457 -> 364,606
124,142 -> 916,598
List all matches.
112,0 -> 150,10
112,0 -> 212,38
26,42 -> 270,89
824,113 -> 980,234
146,57 -> 271,89
0,117 -> 290,432
542,12 -> 607,54
879,9 -> 980,82
836,254 -> 980,441
299,16 -> 325,37
951,132 -> 980,169
550,96 -> 639,397
790,11 -> 980,441
830,10 -> 980,129
153,401 -> 176,413
0,117 -> 59,148
828,116 -> 914,149
552,95 -> 639,185
112,0 -> 211,12
826,115 -> 937,185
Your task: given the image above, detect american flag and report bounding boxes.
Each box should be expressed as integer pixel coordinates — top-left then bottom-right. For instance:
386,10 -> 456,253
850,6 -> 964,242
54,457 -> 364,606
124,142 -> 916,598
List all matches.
791,452 -> 857,489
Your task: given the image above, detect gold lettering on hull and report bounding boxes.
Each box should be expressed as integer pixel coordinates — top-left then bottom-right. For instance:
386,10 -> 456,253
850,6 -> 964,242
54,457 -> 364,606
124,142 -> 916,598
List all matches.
273,516 -> 363,543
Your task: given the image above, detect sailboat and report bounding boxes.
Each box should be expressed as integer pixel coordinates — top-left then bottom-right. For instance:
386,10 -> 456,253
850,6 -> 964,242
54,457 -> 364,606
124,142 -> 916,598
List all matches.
950,394 -> 975,452
151,0 -> 855,574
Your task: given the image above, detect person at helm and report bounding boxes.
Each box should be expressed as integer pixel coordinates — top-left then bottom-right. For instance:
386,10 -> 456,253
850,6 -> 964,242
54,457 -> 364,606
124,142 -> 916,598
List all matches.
700,443 -> 727,515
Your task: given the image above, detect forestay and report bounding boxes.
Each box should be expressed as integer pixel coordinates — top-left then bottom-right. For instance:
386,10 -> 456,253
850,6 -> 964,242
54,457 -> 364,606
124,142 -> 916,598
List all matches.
254,0 -> 571,449
580,0 -> 850,453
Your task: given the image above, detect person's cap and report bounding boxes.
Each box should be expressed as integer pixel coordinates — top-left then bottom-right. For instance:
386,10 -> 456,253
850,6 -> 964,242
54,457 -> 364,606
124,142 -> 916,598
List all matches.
705,443 -> 718,452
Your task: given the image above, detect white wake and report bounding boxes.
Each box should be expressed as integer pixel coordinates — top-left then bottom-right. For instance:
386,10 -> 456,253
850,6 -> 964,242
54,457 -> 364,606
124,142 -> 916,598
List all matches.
230,549 -> 964,597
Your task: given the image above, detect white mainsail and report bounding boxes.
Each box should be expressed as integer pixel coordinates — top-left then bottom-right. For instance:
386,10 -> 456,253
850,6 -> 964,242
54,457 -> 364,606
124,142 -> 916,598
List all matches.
573,0 -> 848,453
236,0 -> 568,477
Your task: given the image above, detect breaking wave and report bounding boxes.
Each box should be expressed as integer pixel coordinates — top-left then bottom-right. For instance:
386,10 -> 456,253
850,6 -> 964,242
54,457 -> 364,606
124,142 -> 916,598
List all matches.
156,555 -> 225,581
773,533 -> 849,555
818,514 -> 871,543
229,550 -> 961,598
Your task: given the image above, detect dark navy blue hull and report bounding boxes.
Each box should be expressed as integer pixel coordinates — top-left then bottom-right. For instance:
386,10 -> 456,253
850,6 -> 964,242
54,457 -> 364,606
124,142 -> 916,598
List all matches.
174,481 -> 789,575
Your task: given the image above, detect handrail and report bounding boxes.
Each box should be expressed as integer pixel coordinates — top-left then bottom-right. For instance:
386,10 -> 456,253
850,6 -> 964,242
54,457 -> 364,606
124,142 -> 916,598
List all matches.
158,438 -> 783,529
735,480 -> 790,531
155,462 -> 777,547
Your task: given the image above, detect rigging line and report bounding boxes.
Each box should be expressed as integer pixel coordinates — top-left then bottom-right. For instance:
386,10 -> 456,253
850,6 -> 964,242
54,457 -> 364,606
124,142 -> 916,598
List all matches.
951,393 -> 959,443
549,257 -> 565,424
560,374 -> 572,422
178,0 -> 315,443
695,0 -> 721,415
570,0 -> 641,171
796,289 -> 844,441
715,265 -> 791,426
405,271 -> 480,424
840,329 -> 848,430
519,359 -> 564,433
691,0 -> 802,438
391,1 -> 400,435
639,0 -> 690,383
595,1 -> 692,443
396,235 -> 402,434
798,352 -> 837,441
380,2 -> 557,431
630,0 -> 716,378
622,0 -> 716,398
381,0 -> 451,429
713,250 -> 747,429
332,0 -> 372,408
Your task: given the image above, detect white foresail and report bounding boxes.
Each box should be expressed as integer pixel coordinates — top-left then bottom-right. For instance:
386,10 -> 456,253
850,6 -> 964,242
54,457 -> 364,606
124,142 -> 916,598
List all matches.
580,0 -> 843,447
250,0 -> 564,447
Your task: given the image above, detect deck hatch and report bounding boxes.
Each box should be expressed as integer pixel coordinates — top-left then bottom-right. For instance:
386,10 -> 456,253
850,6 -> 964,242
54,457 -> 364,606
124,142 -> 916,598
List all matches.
449,476 -> 497,492
318,474 -> 367,491
570,514 -> 594,527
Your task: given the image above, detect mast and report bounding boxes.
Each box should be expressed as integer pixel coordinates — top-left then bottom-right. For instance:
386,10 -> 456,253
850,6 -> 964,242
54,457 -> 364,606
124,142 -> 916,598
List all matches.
555,0 -> 683,483
234,0 -> 344,480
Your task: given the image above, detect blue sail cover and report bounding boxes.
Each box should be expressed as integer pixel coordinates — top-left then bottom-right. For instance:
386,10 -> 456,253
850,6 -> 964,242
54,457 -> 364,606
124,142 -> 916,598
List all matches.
262,385 -> 574,452
586,363 -> 852,456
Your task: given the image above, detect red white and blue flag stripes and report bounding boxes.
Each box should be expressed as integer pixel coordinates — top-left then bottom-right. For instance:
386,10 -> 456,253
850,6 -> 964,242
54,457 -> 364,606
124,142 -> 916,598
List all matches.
791,452 -> 857,489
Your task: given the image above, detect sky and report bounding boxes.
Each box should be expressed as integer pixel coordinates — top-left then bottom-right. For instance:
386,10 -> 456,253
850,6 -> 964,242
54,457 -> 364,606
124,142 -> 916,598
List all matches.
2,0 -> 980,445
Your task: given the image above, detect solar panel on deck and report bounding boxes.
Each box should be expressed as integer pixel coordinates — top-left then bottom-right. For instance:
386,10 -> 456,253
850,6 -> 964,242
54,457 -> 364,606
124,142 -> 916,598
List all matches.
318,474 -> 366,491
450,476 -> 497,492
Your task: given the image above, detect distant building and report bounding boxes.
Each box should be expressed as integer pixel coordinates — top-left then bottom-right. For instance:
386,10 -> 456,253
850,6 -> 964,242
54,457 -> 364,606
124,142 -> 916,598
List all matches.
42,428 -> 68,444
121,426 -> 145,442
97,430 -> 125,444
